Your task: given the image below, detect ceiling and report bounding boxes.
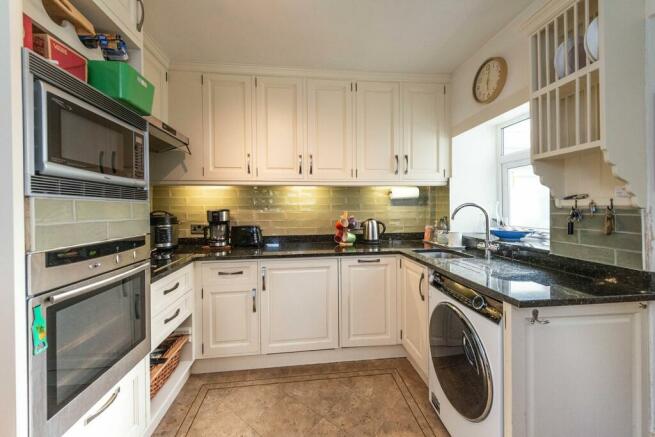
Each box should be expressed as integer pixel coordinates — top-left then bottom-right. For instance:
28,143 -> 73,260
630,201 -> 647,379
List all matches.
143,0 -> 532,74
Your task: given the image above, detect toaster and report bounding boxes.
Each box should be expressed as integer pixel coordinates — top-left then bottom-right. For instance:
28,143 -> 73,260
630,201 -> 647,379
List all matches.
231,225 -> 264,247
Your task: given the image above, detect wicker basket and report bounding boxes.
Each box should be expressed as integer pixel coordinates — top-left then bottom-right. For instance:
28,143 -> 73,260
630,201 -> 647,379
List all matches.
150,334 -> 189,399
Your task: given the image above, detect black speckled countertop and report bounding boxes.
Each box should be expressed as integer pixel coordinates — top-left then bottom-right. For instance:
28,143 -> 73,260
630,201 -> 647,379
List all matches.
150,237 -> 655,308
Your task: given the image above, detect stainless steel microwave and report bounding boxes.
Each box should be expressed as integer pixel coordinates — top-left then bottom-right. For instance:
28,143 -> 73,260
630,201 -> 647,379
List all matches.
23,50 -> 149,200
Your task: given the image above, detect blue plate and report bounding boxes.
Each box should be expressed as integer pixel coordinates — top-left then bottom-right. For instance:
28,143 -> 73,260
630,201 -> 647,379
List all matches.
490,229 -> 532,241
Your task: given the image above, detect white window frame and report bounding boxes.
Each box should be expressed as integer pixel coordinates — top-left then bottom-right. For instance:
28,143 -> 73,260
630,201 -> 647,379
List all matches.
496,114 -> 548,230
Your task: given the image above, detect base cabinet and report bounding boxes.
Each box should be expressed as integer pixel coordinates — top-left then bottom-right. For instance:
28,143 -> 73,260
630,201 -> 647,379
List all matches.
63,358 -> 147,437
260,258 -> 339,354
400,258 -> 429,377
200,262 -> 260,357
340,256 -> 397,347
504,302 -> 649,437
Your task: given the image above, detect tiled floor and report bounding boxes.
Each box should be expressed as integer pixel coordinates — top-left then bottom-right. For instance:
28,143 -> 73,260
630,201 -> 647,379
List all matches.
154,358 -> 450,437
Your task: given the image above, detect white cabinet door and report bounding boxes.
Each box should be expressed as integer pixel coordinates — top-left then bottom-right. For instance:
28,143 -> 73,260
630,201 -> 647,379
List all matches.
256,76 -> 305,180
355,81 -> 401,181
400,258 -> 429,377
401,83 -> 447,181
94,0 -> 142,43
201,262 -> 260,357
202,74 -> 255,180
143,46 -> 168,121
260,259 -> 338,353
340,256 -> 397,347
306,79 -> 354,181
63,358 -> 147,437
505,302 -> 649,437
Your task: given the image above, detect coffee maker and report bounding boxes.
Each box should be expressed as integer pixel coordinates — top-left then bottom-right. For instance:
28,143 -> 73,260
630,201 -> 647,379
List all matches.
205,209 -> 230,248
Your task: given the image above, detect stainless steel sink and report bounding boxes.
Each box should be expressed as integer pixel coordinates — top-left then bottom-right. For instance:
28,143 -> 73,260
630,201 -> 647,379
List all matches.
412,249 -> 469,259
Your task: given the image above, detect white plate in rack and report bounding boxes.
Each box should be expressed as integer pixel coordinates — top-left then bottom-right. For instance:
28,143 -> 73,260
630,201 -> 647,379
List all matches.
555,36 -> 586,79
584,17 -> 599,62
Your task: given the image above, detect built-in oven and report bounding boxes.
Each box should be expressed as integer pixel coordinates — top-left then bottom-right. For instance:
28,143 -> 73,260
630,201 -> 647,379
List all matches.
27,236 -> 151,437
23,49 -> 149,200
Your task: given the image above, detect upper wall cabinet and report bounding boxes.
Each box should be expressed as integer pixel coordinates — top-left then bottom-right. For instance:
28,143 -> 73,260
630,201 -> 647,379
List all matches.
525,0 -> 646,207
355,81 -> 401,181
143,43 -> 168,121
255,76 -> 305,180
401,83 -> 449,181
151,69 -> 450,186
203,74 -> 255,180
307,79 -> 355,181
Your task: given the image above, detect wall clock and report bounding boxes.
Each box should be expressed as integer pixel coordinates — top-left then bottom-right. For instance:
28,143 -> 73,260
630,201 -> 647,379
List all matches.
473,57 -> 508,104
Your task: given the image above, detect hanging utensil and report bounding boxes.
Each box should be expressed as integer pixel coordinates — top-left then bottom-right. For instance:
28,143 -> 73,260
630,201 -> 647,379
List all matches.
604,199 -> 615,235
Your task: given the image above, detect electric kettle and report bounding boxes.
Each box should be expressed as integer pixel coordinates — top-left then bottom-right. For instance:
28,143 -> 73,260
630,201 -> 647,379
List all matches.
361,218 -> 386,244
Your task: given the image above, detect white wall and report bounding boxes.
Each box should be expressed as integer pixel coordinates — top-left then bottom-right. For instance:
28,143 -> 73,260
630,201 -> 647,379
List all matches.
0,0 -> 27,436
450,124 -> 499,233
450,0 -> 545,136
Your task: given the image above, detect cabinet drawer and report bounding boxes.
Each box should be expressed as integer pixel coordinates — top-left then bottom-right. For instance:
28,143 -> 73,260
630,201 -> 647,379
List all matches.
151,291 -> 192,349
151,264 -> 193,317
201,261 -> 258,289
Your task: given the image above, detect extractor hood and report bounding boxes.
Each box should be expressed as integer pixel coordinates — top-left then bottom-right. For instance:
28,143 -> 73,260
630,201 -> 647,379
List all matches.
146,116 -> 191,154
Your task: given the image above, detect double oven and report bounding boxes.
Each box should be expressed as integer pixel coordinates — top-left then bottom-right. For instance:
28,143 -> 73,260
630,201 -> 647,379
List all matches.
23,49 -> 152,436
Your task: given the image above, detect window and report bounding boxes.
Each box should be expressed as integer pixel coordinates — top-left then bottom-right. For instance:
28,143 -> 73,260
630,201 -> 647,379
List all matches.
498,116 -> 550,231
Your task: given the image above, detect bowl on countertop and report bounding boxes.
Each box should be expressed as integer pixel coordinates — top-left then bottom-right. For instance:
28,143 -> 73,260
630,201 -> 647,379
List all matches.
490,229 -> 532,241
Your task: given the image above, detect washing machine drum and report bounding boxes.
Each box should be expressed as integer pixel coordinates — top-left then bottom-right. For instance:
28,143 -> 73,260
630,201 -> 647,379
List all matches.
430,302 -> 493,422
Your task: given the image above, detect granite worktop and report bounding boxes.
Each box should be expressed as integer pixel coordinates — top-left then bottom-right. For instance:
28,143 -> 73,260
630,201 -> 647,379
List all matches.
150,237 -> 655,308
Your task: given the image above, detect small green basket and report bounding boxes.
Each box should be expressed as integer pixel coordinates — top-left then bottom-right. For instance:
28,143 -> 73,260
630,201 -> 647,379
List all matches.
88,61 -> 154,115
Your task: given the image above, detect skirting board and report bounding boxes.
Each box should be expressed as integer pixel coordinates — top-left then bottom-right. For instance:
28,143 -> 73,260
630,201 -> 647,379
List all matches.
192,345 -> 407,374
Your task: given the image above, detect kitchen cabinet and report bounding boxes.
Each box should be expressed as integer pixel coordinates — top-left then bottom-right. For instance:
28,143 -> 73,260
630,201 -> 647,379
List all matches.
143,44 -> 168,121
400,258 -> 429,377
260,258 -> 339,353
255,76 -> 305,180
202,74 -> 255,180
63,358 -> 147,437
201,262 -> 260,357
504,301 -> 649,437
306,79 -> 355,181
340,256 -> 397,347
355,81 -> 401,181
401,83 -> 448,181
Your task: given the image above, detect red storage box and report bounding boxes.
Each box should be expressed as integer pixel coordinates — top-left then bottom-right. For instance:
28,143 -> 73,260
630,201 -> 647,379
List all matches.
33,34 -> 87,82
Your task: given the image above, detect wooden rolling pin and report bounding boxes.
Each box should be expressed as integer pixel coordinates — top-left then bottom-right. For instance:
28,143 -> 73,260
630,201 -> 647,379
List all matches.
42,0 -> 95,36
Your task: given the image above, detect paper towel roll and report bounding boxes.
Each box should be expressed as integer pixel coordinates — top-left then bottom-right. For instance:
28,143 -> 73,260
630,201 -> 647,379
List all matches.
389,186 -> 420,200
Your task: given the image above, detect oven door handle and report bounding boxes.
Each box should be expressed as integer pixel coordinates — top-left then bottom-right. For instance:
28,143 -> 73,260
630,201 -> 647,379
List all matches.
48,262 -> 150,304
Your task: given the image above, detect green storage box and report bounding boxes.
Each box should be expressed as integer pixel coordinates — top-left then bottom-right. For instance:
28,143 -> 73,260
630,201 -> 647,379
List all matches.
88,61 -> 154,115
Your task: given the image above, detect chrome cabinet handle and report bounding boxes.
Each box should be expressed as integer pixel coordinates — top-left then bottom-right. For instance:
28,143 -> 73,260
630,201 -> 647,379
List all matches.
529,309 -> 550,325
418,272 -> 425,301
164,308 -> 180,324
357,258 -> 381,263
262,267 -> 267,291
85,387 -> 120,425
394,155 -> 399,175
404,154 -> 409,175
298,154 -> 303,175
163,282 -> 179,295
136,0 -> 145,31
247,153 -> 251,174
252,288 -> 257,313
309,154 -> 313,175
218,271 -> 243,276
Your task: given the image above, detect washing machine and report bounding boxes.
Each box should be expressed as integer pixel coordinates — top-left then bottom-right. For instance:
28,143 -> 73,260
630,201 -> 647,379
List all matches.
428,271 -> 504,437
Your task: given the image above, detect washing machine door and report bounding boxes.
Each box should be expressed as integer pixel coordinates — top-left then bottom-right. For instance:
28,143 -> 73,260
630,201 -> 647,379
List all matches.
430,301 -> 492,422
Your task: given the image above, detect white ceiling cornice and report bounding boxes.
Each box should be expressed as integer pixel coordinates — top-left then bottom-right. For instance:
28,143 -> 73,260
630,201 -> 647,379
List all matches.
169,61 -> 450,83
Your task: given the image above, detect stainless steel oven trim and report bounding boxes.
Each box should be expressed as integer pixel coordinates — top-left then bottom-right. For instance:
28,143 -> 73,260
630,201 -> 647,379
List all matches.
33,80 -> 148,188
27,235 -> 151,297
28,261 -> 151,437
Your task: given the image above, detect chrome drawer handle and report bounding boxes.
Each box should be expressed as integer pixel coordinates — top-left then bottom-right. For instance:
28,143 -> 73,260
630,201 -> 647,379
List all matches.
164,308 -> 181,324
252,288 -> 257,313
357,259 -> 381,263
85,387 -> 120,425
394,155 -> 399,175
529,309 -> 550,325
218,271 -> 243,276
404,154 -> 409,175
163,282 -> 179,295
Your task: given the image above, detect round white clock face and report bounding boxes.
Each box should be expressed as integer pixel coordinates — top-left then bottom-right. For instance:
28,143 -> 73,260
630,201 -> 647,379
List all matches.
473,57 -> 507,103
